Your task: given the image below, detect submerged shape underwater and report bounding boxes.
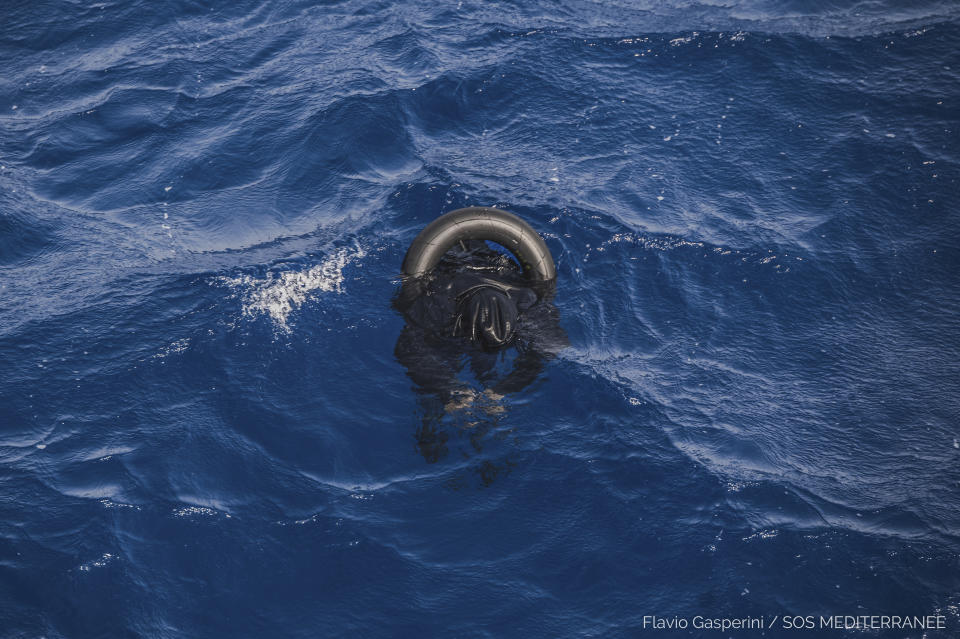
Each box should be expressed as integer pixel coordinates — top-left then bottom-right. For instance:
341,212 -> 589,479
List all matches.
1,0 -> 959,636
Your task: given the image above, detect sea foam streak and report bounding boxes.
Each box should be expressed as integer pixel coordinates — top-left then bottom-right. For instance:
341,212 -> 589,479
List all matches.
219,245 -> 365,333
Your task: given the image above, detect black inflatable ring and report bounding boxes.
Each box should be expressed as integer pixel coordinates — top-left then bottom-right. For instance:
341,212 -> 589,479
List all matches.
401,207 -> 556,282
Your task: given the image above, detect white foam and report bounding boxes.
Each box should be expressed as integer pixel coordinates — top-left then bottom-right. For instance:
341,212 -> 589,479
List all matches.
277,513 -> 323,526
669,33 -> 697,47
742,529 -> 779,541
100,499 -> 140,510
78,552 -> 115,572
219,245 -> 365,333
153,338 -> 190,360
173,505 -> 230,518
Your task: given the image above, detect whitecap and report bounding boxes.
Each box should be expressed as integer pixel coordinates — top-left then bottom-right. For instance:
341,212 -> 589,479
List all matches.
172,505 -> 231,518
78,552 -> 115,572
218,245 -> 365,333
153,337 -> 190,360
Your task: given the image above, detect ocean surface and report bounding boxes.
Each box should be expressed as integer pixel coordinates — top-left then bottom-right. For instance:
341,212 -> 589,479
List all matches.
2,1 -> 959,637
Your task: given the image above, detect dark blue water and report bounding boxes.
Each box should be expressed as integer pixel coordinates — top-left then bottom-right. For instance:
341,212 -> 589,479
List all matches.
2,1 -> 959,637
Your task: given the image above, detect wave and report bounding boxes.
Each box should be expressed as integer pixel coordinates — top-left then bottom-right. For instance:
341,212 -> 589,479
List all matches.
216,244 -> 367,333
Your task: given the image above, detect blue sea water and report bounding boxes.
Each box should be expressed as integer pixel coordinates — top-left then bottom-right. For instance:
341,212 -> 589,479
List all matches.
2,0 -> 960,636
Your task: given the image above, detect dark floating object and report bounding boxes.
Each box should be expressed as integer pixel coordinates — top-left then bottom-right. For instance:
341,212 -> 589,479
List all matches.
401,206 -> 556,282
394,206 -> 568,474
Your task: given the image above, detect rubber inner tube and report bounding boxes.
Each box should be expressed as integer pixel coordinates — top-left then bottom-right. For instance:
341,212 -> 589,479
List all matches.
401,207 -> 556,282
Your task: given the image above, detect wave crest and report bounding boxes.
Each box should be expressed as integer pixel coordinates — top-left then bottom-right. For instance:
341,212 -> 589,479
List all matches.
217,244 -> 366,333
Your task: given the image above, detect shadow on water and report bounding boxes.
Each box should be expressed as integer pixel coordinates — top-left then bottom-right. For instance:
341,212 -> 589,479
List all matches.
392,242 -> 568,487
